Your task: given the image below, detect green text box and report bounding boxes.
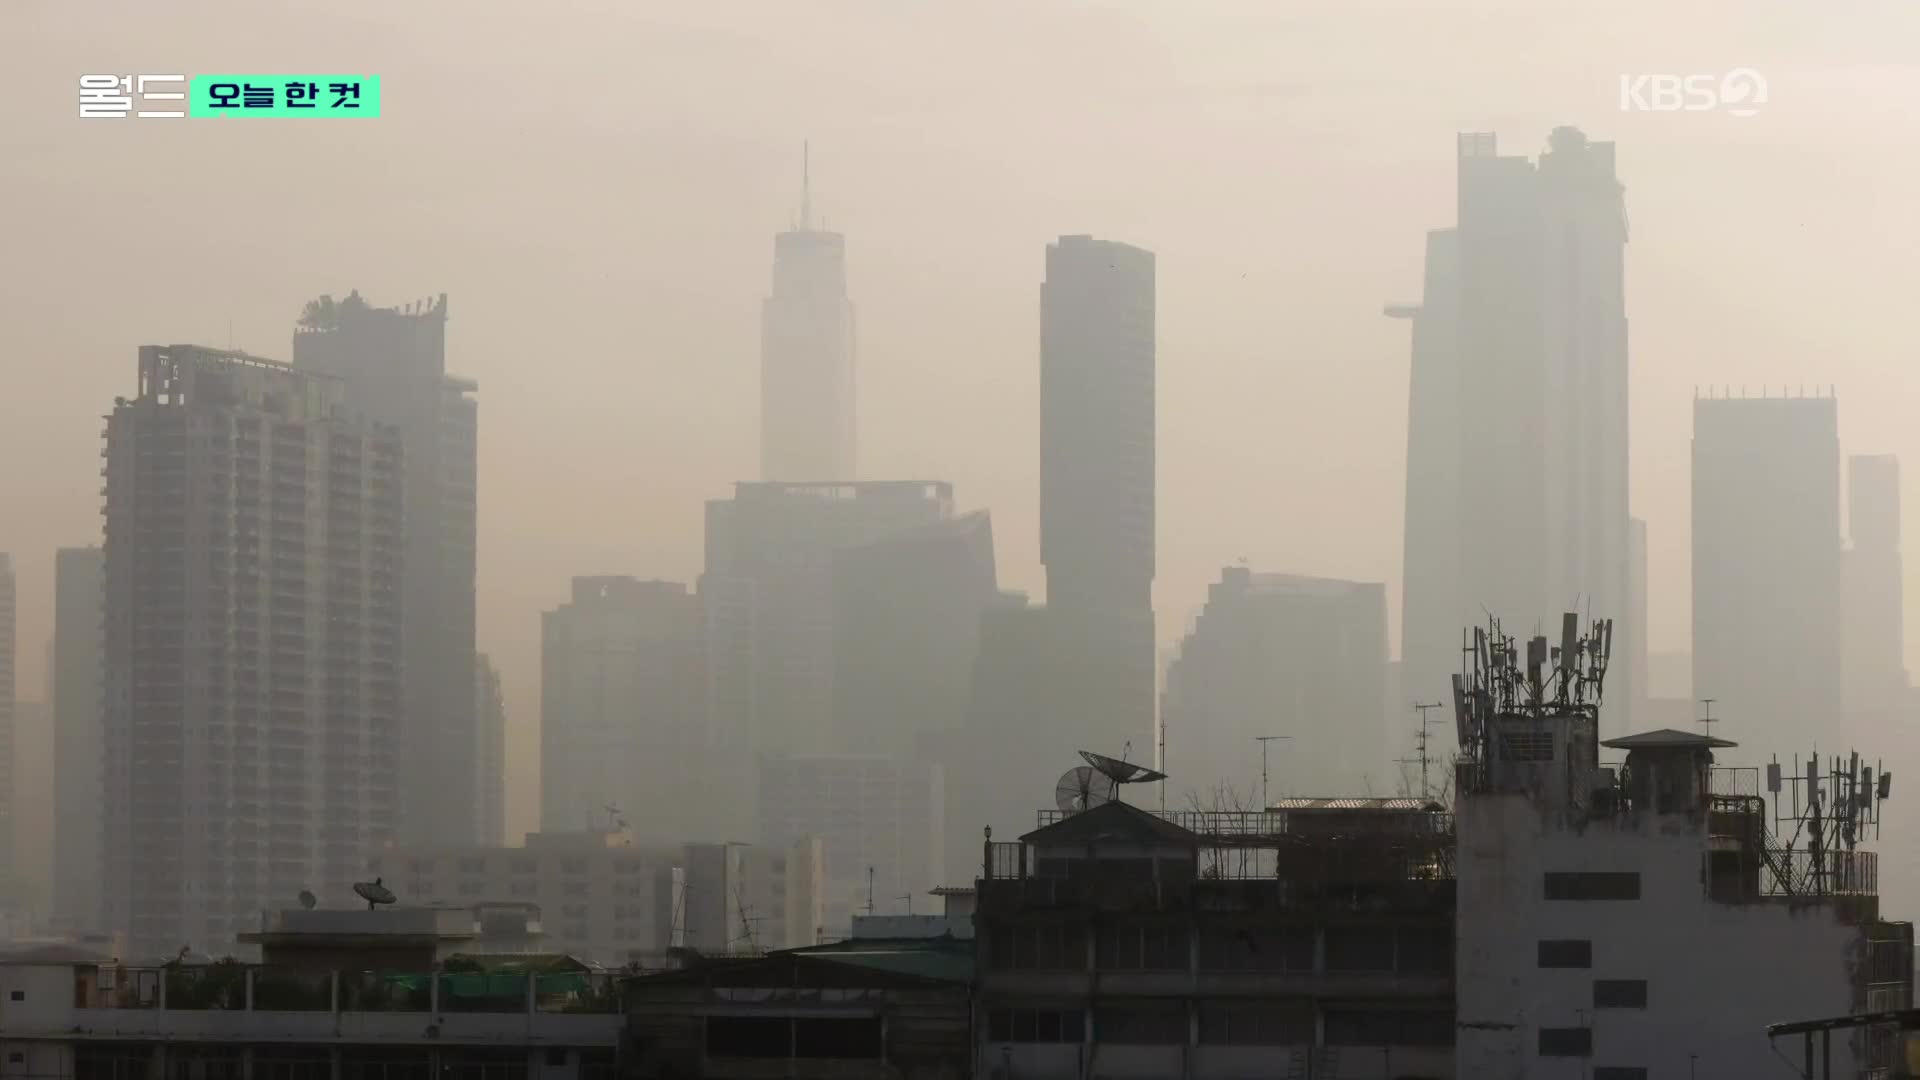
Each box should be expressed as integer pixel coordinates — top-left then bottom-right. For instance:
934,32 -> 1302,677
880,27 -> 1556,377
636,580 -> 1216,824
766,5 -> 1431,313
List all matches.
189,75 -> 381,117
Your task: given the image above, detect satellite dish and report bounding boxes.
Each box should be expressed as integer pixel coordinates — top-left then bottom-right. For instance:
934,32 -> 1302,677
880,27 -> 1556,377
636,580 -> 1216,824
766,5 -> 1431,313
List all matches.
352,877 -> 397,910
1055,766 -> 1118,814
297,889 -> 317,911
1079,750 -> 1167,787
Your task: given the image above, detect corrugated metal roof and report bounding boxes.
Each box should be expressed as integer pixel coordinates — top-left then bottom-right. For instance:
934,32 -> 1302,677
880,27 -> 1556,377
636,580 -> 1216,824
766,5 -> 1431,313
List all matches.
1267,797 -> 1433,811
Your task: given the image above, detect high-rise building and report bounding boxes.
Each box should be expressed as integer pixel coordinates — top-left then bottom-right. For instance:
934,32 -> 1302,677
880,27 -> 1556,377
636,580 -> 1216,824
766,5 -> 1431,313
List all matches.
1039,235 -> 1157,749
1394,128 -> 1631,720
0,555 -> 13,909
760,148 -> 855,482
829,511 -> 998,757
293,290 -> 479,847
756,754 -> 943,939
1161,567 -> 1389,804
1844,454 -> 1907,726
51,546 -> 103,931
702,481 -> 956,760
1389,228 -> 1461,712
103,345 -> 405,956
1691,393 -> 1841,752
539,577 -> 704,842
474,652 -> 507,846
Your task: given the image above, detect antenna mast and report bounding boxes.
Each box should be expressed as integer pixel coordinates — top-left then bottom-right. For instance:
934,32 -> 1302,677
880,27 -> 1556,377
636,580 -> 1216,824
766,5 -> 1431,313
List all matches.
1412,702 -> 1445,801
801,140 -> 812,230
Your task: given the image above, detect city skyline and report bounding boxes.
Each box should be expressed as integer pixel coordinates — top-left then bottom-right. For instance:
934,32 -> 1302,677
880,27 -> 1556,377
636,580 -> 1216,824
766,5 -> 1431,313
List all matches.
6,2 -> 1920,850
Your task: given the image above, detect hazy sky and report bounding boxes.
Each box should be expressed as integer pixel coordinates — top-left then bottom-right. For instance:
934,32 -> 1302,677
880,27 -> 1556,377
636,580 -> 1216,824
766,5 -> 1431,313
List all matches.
5,0 -> 1919,839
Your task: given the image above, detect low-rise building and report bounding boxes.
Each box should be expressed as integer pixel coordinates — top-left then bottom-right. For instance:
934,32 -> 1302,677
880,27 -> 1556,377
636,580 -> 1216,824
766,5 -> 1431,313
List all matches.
369,830 -> 823,968
0,908 -> 622,1080
974,795 -> 1455,1079
626,936 -> 971,1079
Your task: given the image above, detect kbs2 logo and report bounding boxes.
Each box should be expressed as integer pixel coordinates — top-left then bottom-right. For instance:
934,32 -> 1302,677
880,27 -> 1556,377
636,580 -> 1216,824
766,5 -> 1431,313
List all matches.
1618,69 -> 1767,117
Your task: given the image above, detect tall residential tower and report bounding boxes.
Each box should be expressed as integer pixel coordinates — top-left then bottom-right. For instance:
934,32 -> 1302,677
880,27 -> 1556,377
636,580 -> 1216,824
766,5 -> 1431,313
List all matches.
103,346 -> 404,955
293,291 -> 480,847
51,546 -> 104,930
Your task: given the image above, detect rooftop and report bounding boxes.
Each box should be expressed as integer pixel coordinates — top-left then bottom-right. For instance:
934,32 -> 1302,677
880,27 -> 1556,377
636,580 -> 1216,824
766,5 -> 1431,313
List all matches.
1601,728 -> 1738,750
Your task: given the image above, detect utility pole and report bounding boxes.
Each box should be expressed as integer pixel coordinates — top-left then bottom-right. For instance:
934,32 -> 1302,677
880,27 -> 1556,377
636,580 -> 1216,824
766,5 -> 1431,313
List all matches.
1255,735 -> 1292,810
1412,702 -> 1445,801
866,867 -> 875,916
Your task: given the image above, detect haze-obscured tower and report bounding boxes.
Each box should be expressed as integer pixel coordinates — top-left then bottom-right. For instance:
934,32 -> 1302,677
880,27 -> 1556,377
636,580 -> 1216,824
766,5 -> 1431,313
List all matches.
1040,235 -> 1157,746
1844,453 -> 1907,727
103,346 -> 404,955
293,290 -> 479,847
1162,567 -> 1388,802
761,145 -> 855,482
51,546 -> 104,930
1692,392 -> 1841,752
540,577 -> 704,842
474,652 -> 507,846
1394,129 -> 1630,725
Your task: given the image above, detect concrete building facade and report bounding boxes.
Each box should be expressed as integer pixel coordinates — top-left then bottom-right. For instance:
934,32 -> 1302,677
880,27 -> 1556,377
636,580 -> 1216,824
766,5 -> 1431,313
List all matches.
51,547 -> 104,932
1844,454 -> 1908,727
103,345 -> 405,956
0,556 -> 13,912
539,577 -> 704,841
293,290 -> 480,848
1691,393 -> 1841,752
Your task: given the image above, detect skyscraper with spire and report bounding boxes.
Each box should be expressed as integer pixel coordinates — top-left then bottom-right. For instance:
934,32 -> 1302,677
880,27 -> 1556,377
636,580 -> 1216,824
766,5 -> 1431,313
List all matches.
761,144 -> 856,481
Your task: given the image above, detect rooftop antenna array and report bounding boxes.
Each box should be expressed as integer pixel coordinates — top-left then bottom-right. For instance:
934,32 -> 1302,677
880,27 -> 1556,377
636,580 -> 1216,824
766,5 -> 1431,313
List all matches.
1768,747 -> 1893,896
1452,612 -> 1612,763
1077,748 -> 1166,806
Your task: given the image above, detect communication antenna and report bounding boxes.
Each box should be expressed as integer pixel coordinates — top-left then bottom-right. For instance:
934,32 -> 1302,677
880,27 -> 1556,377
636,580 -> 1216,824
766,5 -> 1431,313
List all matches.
1411,703 -> 1445,802
1077,749 -> 1167,807
1698,699 -> 1718,740
730,883 -> 762,952
1255,736 -> 1291,810
603,803 -> 627,832
297,889 -> 317,911
351,877 -> 396,911
1054,766 -> 1118,814
866,866 -> 875,916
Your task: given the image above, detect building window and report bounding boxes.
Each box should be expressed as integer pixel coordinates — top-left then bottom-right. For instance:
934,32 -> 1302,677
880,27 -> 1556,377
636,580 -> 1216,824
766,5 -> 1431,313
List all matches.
1324,1008 -> 1454,1047
1594,979 -> 1649,1009
564,881 -> 590,898
1199,927 -> 1313,972
544,1051 -> 566,1067
1093,1004 -> 1186,1045
8,990 -> 22,1001
9,1052 -> 23,1064
1198,1003 -> 1312,1045
1499,731 -> 1555,762
456,881 -> 485,897
1539,1027 -> 1593,1056
510,858 -> 537,875
1545,871 -> 1641,900
1396,925 -> 1453,974
990,923 -> 1086,970
560,858 -> 589,875
1593,1068 -> 1648,1080
510,880 -> 537,898
1096,922 -> 1186,971
1537,940 -> 1592,968
986,1008 -> 1085,1043
457,857 -> 486,874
